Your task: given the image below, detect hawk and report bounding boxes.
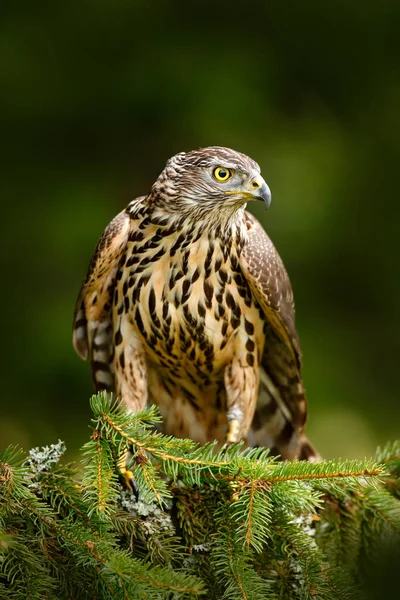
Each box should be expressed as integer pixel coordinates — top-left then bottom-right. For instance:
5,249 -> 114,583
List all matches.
73,146 -> 317,461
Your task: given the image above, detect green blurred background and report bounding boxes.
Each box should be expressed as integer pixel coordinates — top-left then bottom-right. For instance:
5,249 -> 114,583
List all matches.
1,0 -> 399,460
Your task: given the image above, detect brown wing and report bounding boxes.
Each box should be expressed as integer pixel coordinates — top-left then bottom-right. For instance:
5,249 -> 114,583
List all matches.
241,212 -> 301,366
72,210 -> 130,391
240,212 -> 317,459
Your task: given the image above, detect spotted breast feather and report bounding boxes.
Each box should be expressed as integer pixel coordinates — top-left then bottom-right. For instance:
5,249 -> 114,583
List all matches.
108,199 -> 265,444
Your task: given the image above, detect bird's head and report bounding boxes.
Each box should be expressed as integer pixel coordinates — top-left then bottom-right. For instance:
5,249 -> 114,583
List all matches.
149,146 -> 271,222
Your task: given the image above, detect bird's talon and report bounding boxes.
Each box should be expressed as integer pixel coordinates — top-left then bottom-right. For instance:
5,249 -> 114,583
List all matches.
119,468 -> 139,499
128,476 -> 139,500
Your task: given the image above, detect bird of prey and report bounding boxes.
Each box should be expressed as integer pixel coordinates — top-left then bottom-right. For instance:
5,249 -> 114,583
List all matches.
73,146 -> 317,462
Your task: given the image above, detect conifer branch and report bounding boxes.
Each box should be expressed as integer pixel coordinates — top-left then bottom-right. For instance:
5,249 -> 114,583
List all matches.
1,393 -> 399,599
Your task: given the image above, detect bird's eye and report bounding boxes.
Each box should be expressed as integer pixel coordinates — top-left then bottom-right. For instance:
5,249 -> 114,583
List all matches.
213,167 -> 232,182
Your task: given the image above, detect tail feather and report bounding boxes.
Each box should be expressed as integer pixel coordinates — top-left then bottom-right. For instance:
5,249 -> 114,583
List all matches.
298,436 -> 321,462
248,370 -> 320,461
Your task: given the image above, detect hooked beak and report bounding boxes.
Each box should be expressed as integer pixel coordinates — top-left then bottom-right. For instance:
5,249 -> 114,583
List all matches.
224,175 -> 272,209
251,177 -> 271,209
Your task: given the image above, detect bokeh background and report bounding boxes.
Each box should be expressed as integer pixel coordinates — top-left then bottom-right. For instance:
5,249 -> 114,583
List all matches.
1,0 -> 399,461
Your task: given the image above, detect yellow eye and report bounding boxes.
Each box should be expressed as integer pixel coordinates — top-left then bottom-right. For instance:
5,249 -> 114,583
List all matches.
213,167 -> 232,182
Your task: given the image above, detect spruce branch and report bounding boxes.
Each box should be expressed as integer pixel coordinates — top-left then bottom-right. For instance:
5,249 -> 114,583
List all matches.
88,393 -> 383,493
211,505 -> 272,600
1,393 -> 399,599
81,430 -> 120,519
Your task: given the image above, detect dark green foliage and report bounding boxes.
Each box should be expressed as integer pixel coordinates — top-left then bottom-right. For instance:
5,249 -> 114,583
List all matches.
1,394 -> 399,599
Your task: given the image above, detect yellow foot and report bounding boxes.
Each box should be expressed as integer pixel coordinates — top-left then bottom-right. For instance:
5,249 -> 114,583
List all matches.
117,449 -> 139,498
121,469 -> 134,489
226,419 -> 240,444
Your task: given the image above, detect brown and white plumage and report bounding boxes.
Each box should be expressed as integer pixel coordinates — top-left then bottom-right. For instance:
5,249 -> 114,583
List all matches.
73,146 -> 318,460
